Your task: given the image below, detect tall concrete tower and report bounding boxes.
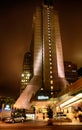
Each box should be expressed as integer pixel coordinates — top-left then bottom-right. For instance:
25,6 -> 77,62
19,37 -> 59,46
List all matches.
14,0 -> 68,109
33,0 -> 68,97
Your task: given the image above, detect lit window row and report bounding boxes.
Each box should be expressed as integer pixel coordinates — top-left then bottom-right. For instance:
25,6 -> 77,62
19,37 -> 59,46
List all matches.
21,79 -> 28,82
50,80 -> 54,93
21,73 -> 31,77
22,76 -> 30,79
21,82 -> 27,85
47,7 -> 54,95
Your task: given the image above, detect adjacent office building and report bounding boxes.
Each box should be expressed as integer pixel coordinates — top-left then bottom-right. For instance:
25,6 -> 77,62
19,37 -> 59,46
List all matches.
20,52 -> 33,93
64,61 -> 78,84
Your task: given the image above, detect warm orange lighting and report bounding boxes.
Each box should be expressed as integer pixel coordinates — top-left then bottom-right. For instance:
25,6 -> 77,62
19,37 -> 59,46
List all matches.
50,80 -> 53,84
60,93 -> 82,108
51,86 -> 53,90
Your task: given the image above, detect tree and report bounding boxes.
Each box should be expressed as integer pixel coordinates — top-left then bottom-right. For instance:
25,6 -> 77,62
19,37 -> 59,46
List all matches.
47,106 -> 53,119
47,106 -> 53,125
77,67 -> 82,77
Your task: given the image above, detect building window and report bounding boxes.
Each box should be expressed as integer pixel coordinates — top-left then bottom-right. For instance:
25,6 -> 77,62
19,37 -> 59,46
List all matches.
21,74 -> 24,77
49,58 -> 52,61
50,62 -> 52,65
49,40 -> 51,42
50,80 -> 53,84
49,43 -> 51,46
51,92 -> 53,95
72,70 -> 76,72
21,79 -> 25,82
49,47 -> 51,50
49,50 -> 51,53
50,66 -> 52,69
49,54 -> 52,57
50,75 -> 53,79
51,86 -> 53,90
68,64 -> 71,67
41,88 -> 43,90
48,33 -> 51,36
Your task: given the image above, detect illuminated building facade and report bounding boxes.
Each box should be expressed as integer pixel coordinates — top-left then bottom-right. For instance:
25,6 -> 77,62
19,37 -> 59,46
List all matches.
33,0 -> 68,98
14,0 -> 69,109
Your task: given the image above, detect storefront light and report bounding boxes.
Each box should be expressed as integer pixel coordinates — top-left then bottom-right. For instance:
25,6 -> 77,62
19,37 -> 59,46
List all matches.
64,99 -> 82,108
60,93 -> 82,108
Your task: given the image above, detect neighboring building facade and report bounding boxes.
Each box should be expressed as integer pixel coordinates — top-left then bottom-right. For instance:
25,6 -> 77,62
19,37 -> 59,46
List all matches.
33,0 -> 68,98
20,52 -> 33,93
64,61 -> 78,84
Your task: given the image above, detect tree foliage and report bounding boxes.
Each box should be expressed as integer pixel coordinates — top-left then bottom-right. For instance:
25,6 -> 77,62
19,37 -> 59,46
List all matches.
77,67 -> 82,77
47,106 -> 53,119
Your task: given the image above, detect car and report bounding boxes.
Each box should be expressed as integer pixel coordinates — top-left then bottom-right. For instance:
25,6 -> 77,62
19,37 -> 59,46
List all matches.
4,117 -> 13,123
53,112 -> 72,122
4,116 -> 25,123
12,116 -> 25,123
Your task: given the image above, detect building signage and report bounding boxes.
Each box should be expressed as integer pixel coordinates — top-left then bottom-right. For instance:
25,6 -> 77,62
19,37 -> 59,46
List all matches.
38,95 -> 49,100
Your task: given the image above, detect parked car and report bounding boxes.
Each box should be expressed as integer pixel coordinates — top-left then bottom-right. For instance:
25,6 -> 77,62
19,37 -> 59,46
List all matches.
4,117 -> 13,123
53,112 -> 72,122
4,116 -> 25,123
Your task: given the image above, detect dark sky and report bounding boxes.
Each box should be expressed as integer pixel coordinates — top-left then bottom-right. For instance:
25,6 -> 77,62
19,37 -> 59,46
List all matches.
57,0 -> 82,69
0,0 -> 82,97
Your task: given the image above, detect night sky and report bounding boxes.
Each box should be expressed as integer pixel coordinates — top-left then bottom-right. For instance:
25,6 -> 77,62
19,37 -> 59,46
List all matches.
0,0 -> 82,97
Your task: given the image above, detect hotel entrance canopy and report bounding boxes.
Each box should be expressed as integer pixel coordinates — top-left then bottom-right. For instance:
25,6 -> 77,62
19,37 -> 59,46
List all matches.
56,78 -> 82,110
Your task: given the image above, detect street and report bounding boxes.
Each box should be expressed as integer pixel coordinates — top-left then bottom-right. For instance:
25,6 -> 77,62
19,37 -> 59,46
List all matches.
0,120 -> 82,130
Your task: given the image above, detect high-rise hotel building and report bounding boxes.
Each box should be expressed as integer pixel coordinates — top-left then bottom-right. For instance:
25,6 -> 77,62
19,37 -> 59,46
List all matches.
33,0 -> 68,97
14,0 -> 69,109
